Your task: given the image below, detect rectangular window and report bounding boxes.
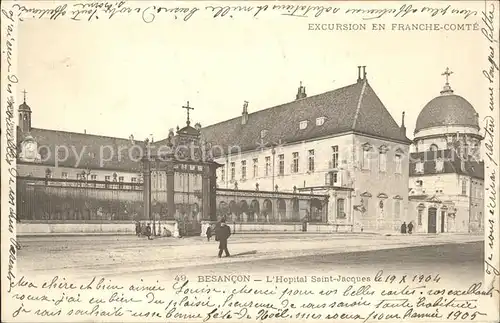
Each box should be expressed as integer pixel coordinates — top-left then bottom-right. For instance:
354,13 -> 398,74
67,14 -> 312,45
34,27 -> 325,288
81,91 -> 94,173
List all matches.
418,210 -> 423,226
362,198 -> 369,217
265,157 -> 271,176
105,176 -> 110,181
326,171 -> 337,186
395,154 -> 402,174
91,174 -> 97,181
394,200 -> 400,219
292,152 -> 299,173
415,161 -> 424,174
435,158 -> 444,172
61,172 -> 68,179
278,154 -> 284,176
241,160 -> 247,180
253,158 -> 258,178
220,166 -> 225,182
76,173 -> 83,187
308,149 -> 315,172
362,150 -> 370,170
332,146 -> 339,169
119,176 -> 124,182
461,179 -> 467,195
379,152 -> 387,172
230,162 -> 235,180
336,199 -> 345,218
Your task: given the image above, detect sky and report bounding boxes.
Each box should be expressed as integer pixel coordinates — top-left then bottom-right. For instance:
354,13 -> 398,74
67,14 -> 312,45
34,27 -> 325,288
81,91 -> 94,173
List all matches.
16,1 -> 492,143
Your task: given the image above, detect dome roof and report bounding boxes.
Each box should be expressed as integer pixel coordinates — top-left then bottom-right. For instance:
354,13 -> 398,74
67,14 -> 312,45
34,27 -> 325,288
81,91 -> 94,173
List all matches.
177,124 -> 200,136
19,101 -> 31,112
415,92 -> 478,133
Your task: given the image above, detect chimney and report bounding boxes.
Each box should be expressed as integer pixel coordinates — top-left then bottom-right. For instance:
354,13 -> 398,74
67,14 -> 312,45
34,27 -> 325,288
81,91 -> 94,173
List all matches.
129,134 -> 135,144
241,101 -> 249,125
400,111 -> 406,136
357,66 -> 367,82
84,129 -> 86,134
295,81 -> 307,100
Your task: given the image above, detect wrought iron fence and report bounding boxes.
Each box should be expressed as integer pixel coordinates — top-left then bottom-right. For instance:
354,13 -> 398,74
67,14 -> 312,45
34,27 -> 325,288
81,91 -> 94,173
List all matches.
17,177 -> 145,222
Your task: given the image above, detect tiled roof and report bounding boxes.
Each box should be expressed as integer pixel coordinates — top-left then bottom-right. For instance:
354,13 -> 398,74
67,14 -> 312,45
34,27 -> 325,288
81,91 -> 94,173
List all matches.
415,93 -> 478,132
17,127 -> 145,172
409,149 -> 484,180
17,79 -> 410,171
183,80 -> 410,156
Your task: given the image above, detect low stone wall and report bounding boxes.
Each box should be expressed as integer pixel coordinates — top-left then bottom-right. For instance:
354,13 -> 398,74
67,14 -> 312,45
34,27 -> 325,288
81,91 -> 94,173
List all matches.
17,220 -> 179,237
200,221 -> 353,236
307,223 -> 354,233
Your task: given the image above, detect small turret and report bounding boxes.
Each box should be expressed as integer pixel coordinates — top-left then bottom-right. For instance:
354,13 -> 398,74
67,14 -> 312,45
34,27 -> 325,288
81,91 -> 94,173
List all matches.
241,101 -> 249,125
295,82 -> 307,100
19,89 -> 32,132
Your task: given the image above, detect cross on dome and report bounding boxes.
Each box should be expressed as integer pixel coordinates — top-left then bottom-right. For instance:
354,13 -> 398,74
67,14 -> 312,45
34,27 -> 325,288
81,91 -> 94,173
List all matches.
440,67 -> 454,95
441,67 -> 453,85
182,101 -> 194,126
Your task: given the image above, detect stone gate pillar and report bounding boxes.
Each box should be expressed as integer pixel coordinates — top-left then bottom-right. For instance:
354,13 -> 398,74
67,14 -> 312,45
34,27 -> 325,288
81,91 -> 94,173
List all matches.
166,162 -> 175,219
202,167 -> 210,221
209,164 -> 218,221
142,158 -> 151,221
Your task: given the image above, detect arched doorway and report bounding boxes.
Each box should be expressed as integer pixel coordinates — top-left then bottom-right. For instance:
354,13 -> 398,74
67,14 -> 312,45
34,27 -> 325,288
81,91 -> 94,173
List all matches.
277,199 -> 286,222
229,200 -> 238,222
428,207 -> 437,233
249,199 -> 259,222
263,199 -> 272,222
292,198 -> 300,221
240,200 -> 249,222
218,201 -> 229,218
310,198 -> 322,222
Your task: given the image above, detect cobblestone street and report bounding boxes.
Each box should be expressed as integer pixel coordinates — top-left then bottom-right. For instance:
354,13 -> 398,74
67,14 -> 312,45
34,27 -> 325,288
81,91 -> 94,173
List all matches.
17,233 -> 484,287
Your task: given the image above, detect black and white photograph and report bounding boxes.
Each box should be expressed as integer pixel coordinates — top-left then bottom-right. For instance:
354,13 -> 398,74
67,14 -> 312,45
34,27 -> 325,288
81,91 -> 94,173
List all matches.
1,1 -> 499,322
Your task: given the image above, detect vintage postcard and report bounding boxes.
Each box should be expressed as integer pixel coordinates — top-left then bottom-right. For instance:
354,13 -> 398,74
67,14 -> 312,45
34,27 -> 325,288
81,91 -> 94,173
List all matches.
1,0 -> 499,322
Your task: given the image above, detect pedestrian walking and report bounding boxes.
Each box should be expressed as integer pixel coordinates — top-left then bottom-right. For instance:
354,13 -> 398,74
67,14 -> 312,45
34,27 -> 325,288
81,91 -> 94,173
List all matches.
146,223 -> 153,240
400,222 -> 407,234
216,219 -> 231,258
206,224 -> 213,241
407,221 -> 414,235
135,221 -> 141,237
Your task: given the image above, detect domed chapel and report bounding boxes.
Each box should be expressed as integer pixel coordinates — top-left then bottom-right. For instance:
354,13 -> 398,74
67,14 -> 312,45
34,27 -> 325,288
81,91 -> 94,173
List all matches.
408,68 -> 484,234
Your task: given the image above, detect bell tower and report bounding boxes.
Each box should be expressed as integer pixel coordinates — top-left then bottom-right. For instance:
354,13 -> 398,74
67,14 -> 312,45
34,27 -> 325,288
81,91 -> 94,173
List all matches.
19,90 -> 32,132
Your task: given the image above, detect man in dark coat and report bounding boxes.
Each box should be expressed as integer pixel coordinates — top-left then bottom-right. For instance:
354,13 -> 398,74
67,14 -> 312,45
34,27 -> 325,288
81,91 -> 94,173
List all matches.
216,219 -> 231,258
400,222 -> 407,234
145,223 -> 153,240
407,222 -> 414,235
135,221 -> 141,237
206,224 -> 213,241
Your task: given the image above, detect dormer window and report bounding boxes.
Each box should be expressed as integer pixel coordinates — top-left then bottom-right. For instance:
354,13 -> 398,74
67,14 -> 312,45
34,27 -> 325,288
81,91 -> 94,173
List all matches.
299,120 -> 308,130
316,117 -> 325,126
260,129 -> 268,138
